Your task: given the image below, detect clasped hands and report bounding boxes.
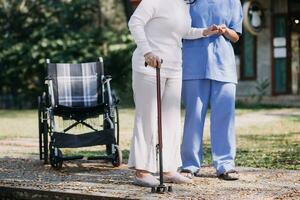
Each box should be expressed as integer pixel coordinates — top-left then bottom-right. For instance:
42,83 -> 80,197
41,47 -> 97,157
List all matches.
203,24 -> 228,37
144,24 -> 229,68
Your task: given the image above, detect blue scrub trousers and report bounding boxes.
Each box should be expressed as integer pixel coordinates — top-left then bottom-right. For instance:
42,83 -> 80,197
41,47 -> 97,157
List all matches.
181,79 -> 236,175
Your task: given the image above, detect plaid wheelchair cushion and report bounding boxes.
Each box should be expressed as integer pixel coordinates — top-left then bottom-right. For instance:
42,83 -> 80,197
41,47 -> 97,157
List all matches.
56,63 -> 98,107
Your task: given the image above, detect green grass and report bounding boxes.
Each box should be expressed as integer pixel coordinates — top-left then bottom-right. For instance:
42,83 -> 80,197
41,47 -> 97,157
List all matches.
0,110 -> 38,139
235,101 -> 298,109
1,108 -> 300,170
239,116 -> 300,170
201,133 -> 300,170
0,108 -> 135,140
201,117 -> 300,170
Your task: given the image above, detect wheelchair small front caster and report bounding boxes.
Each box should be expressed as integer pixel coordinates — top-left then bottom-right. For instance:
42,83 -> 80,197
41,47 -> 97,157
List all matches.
50,148 -> 63,170
112,145 -> 122,167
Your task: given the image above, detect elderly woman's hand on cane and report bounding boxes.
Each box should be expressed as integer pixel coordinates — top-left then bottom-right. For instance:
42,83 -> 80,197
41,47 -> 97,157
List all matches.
144,52 -> 162,68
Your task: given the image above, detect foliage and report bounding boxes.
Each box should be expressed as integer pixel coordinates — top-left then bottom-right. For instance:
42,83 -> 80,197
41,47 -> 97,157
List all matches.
0,0 -> 133,108
104,38 -> 135,106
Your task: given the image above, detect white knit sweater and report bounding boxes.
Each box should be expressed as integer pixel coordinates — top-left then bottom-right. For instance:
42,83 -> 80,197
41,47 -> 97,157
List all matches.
128,0 -> 205,77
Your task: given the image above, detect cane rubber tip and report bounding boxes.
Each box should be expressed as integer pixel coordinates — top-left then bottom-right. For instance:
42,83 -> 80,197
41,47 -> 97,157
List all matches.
151,187 -> 156,193
168,186 -> 173,192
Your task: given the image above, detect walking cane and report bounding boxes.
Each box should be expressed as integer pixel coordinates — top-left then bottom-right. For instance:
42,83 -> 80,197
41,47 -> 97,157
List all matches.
145,60 -> 173,193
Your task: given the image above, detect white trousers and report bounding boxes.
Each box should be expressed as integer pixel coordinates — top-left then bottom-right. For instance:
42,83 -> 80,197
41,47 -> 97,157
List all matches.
128,71 -> 182,173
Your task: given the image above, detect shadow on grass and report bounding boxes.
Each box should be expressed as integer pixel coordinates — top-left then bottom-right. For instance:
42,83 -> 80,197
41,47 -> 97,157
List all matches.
238,132 -> 300,170
264,113 -> 300,121
236,143 -> 300,170
199,132 -> 300,170
235,102 -> 298,110
62,149 -> 130,161
288,115 -> 300,122
239,132 -> 299,142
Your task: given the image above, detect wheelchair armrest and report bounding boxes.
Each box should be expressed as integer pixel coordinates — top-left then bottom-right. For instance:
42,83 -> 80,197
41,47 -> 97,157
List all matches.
44,76 -> 53,85
105,75 -> 112,79
45,79 -> 55,108
102,75 -> 112,84
101,74 -> 119,106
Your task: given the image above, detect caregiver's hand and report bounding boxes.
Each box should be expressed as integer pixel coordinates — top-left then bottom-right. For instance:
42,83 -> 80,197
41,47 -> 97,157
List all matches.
218,24 -> 228,34
203,24 -> 219,37
217,24 -> 240,43
144,52 -> 162,68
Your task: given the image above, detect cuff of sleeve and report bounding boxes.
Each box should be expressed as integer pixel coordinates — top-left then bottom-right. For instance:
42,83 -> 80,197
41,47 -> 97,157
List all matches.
139,43 -> 152,56
199,29 -> 206,37
230,24 -> 242,35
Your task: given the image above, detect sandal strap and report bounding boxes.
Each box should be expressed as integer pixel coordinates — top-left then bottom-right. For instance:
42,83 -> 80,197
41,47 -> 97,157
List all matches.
179,168 -> 194,179
225,169 -> 238,175
180,168 -> 193,173
193,171 -> 201,177
218,169 -> 239,181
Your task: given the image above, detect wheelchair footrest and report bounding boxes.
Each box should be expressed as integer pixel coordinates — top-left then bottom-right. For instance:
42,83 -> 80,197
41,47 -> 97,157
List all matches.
62,155 -> 84,161
52,129 -> 116,148
87,155 -> 112,160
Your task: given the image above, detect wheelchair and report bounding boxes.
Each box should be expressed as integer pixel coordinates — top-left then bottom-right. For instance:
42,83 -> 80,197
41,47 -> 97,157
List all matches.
38,57 -> 122,170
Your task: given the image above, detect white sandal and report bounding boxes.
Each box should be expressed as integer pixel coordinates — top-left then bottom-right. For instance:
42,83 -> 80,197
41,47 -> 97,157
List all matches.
133,174 -> 160,187
163,172 -> 193,184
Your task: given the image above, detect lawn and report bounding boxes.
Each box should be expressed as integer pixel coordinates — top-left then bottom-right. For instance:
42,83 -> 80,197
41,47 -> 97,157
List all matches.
202,117 -> 300,170
0,108 -> 299,170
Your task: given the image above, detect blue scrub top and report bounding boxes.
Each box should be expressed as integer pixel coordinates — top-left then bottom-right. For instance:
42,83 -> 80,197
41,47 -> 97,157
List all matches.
182,0 -> 243,83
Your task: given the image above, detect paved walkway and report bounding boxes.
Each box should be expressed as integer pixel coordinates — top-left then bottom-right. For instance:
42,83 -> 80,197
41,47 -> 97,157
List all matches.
0,158 -> 299,200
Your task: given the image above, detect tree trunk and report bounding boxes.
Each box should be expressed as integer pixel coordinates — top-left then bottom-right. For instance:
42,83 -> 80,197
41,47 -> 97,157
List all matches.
121,0 -> 133,22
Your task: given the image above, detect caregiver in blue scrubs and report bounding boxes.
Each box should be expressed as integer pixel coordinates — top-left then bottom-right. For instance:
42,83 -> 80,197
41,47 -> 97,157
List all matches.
180,0 -> 243,180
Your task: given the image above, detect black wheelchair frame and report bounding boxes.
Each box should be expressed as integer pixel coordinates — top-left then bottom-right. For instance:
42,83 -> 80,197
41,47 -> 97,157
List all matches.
38,57 -> 122,170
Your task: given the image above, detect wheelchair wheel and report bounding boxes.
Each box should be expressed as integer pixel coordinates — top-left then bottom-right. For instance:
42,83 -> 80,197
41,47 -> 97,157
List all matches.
105,106 -> 120,155
38,96 -> 43,160
112,145 -> 122,167
115,106 -> 120,146
38,94 -> 49,164
42,92 -> 49,164
50,147 -> 63,170
108,106 -> 121,165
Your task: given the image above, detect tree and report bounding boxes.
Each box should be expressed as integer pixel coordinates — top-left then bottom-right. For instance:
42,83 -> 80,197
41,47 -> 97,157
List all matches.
0,0 -> 134,108
121,0 -> 134,22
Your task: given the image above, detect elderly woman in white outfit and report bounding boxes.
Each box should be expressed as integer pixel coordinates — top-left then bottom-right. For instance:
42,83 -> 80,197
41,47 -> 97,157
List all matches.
128,0 -> 218,187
